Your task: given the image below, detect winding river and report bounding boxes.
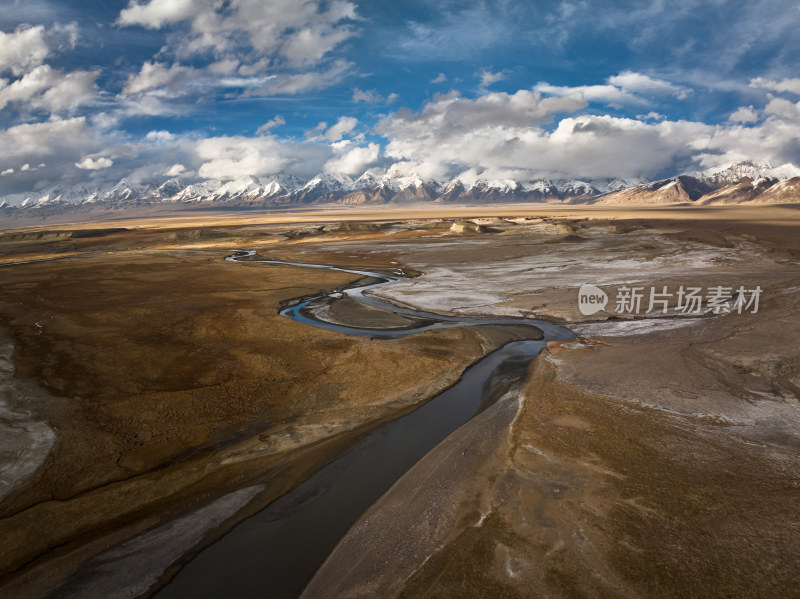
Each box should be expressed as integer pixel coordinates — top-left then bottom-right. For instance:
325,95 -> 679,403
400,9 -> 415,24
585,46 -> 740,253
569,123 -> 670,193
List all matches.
154,251 -> 574,598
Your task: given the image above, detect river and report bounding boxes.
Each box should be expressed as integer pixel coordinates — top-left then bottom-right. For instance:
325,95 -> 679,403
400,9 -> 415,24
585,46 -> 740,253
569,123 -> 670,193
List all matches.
154,251 -> 574,598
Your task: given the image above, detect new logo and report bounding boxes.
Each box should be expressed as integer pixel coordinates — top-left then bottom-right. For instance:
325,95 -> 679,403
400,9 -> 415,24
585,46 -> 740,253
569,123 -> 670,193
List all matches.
578,283 -> 608,315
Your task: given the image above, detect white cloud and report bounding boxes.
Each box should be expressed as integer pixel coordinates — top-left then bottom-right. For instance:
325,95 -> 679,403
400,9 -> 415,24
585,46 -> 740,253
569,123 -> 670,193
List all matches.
0,64 -> 97,112
256,116 -> 286,135
764,98 -> 800,122
536,71 -> 690,107
281,20 -> 355,65
729,106 -> 759,123
165,163 -> 187,176
75,156 -> 113,170
122,61 -> 195,95
119,0 -> 357,67
194,135 -> 330,180
145,130 -> 175,143
20,163 -> 30,171
118,0 -> 196,29
352,88 -> 382,103
0,118 -> 90,158
0,117 -> 114,194
535,82 -> 645,107
115,0 -> 360,109
0,25 -> 49,76
750,77 -> 800,95
0,64 -> 56,109
638,111 -> 666,121
352,88 -> 397,104
323,142 -> 380,175
0,168 -> 13,176
478,69 -> 505,88
324,116 -> 358,141
431,73 -> 446,84
39,70 -> 98,112
377,89 -> 587,142
374,87 -> 800,182
243,59 -> 354,96
608,71 -> 690,99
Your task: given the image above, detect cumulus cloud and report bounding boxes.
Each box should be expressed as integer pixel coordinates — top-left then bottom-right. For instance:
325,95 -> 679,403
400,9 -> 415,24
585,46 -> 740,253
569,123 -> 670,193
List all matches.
374,88 -> 800,182
0,168 -> 13,176
324,116 -> 358,141
535,82 -> 642,107
122,61 -> 195,95
376,89 -> 587,142
75,156 -> 113,170
0,117 -> 90,158
0,64 -> 56,109
118,0 -> 196,29
608,71 -> 691,99
0,65 -> 97,112
114,0 -> 361,111
0,25 -> 49,76
750,77 -> 800,95
145,130 -> 175,143
431,73 -> 446,84
194,135 -> 330,180
39,70 -> 98,112
165,163 -> 187,176
0,118 -> 108,192
764,97 -> 800,122
729,106 -> 759,123
536,71 -> 690,107
323,142 -> 380,175
281,20 -> 355,65
0,25 -> 97,114
118,0 -> 358,69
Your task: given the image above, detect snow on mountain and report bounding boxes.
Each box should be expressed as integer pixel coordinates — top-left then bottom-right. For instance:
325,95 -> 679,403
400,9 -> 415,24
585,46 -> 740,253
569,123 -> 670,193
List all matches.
522,179 -> 558,194
17,182 -> 104,206
554,180 -> 597,196
171,179 -> 221,203
151,178 -> 186,201
303,172 -> 355,192
3,161 -> 799,210
379,172 -> 440,192
690,161 -> 800,187
210,176 -> 266,200
262,173 -> 304,195
95,178 -> 161,204
595,177 -> 648,193
474,179 -> 522,192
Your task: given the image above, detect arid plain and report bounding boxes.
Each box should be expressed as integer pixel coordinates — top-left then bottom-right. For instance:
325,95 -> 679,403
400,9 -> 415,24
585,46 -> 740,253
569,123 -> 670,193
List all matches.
0,205 -> 798,598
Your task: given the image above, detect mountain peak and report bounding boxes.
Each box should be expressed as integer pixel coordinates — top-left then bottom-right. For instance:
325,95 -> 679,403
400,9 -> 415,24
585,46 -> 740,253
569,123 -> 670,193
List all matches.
3,162 -> 799,210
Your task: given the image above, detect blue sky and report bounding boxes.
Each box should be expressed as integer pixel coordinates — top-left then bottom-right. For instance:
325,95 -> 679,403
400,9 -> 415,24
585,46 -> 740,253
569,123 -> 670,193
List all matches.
1,0 -> 800,198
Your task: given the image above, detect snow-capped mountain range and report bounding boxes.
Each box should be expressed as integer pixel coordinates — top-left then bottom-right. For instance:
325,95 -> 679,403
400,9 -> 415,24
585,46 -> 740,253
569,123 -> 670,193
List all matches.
2,161 -> 799,212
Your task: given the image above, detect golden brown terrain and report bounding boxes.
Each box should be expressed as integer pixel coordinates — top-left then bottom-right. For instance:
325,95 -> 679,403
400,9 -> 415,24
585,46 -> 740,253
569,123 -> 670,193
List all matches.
0,221 -> 502,597
0,205 -> 799,598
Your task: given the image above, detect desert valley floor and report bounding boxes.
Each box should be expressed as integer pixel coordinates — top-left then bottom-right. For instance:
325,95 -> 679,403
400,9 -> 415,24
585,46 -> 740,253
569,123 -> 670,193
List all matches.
0,205 -> 798,598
